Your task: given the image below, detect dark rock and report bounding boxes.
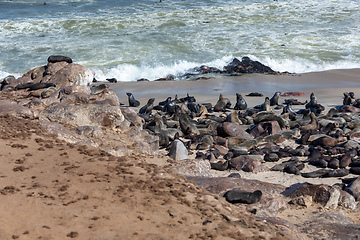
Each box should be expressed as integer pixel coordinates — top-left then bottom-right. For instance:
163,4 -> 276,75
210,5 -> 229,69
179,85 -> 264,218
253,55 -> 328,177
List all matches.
217,122 -> 252,138
250,121 -> 282,138
224,57 -> 278,75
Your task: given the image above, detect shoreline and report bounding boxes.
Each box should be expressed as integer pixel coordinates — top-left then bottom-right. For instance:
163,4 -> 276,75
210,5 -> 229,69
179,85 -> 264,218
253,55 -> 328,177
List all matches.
109,68 -> 360,110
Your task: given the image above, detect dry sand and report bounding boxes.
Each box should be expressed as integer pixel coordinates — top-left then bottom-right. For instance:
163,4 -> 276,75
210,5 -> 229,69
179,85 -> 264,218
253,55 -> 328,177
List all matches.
1,68 -> 360,239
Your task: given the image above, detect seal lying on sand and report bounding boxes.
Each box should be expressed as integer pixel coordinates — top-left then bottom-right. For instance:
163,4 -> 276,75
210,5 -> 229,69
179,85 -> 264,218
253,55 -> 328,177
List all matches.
224,190 -> 262,204
234,93 -> 247,110
126,92 -> 140,107
139,98 -> 155,114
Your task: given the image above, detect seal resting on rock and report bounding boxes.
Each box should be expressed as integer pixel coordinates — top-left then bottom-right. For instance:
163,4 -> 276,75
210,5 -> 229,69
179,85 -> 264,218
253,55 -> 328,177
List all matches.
48,55 -> 73,63
91,84 -> 109,95
223,190 -> 262,204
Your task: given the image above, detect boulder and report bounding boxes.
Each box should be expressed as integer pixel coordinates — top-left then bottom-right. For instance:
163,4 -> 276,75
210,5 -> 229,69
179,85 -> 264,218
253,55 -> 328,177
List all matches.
168,139 -> 188,161
10,62 -> 94,88
224,57 -> 278,74
217,122 -> 253,139
250,121 -> 282,138
0,99 -> 38,119
40,102 -> 125,128
170,159 -> 211,177
40,121 -> 98,147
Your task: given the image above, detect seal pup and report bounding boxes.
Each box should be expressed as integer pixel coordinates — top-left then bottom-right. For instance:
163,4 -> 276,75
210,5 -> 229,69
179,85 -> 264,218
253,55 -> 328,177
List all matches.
224,190 -> 262,204
126,92 -> 140,107
214,94 -> 231,112
269,91 -> 281,106
139,98 -> 155,114
91,84 -> 109,95
234,93 -> 247,110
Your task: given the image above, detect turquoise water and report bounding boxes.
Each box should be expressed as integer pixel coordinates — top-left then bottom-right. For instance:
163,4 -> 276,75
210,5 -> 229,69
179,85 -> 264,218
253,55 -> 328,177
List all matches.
1,0 -> 359,81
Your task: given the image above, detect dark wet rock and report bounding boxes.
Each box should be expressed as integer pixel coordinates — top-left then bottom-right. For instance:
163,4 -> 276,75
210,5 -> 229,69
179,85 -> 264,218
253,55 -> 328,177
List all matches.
224,57 -> 278,75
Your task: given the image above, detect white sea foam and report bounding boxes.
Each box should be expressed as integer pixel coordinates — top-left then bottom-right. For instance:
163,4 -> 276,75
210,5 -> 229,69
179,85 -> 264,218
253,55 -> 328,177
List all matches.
0,0 -> 359,80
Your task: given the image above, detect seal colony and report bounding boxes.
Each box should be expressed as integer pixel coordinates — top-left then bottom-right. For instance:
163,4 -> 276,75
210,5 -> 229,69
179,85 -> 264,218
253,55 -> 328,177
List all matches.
1,55 -> 360,239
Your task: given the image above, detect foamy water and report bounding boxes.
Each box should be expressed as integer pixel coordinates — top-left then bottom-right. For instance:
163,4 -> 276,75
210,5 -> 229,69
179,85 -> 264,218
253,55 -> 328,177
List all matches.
1,0 -> 359,81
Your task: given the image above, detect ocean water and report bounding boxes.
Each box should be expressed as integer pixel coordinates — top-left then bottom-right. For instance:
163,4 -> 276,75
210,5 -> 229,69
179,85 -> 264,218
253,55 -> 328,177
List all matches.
0,0 -> 359,81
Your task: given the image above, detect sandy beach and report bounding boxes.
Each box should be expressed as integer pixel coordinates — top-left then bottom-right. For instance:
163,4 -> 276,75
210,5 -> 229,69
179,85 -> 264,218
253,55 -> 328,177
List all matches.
1,67 -> 360,239
113,68 -> 360,111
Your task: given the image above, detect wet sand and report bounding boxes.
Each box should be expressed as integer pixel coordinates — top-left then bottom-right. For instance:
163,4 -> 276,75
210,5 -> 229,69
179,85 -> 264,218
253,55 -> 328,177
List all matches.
111,68 -> 360,109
